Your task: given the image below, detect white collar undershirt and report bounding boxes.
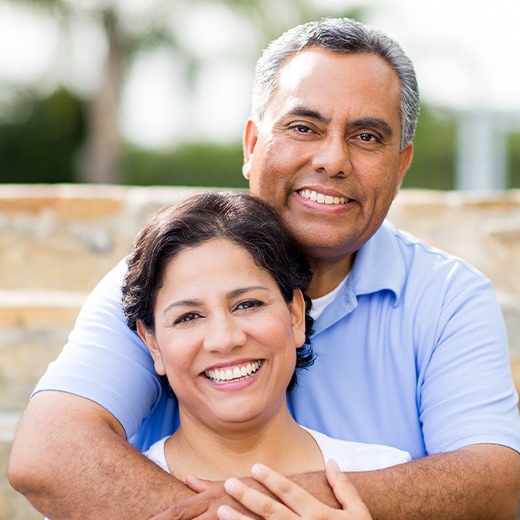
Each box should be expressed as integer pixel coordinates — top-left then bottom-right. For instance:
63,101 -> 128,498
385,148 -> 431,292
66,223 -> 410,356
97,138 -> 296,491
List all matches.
310,274 -> 349,320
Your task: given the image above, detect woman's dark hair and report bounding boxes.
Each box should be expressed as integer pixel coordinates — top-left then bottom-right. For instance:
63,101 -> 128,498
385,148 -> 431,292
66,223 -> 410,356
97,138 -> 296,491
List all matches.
122,190 -> 314,391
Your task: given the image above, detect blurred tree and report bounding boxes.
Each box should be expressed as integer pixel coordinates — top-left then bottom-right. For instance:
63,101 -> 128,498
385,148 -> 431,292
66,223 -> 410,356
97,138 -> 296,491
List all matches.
404,104 -> 457,190
8,0 -> 191,184
122,141 -> 246,188
0,87 -> 84,183
3,0 -> 361,184
508,133 -> 520,188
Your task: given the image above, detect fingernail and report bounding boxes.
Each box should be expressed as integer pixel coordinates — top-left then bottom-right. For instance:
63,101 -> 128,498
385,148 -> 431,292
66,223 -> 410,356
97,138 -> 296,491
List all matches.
328,458 -> 340,471
224,477 -> 238,493
217,505 -> 233,520
251,463 -> 266,477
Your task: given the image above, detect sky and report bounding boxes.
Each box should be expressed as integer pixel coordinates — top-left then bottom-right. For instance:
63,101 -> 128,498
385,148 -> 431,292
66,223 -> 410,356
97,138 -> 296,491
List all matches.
0,0 -> 519,149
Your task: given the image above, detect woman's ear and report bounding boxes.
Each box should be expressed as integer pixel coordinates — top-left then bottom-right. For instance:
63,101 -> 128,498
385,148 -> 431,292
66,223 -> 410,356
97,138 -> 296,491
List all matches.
290,290 -> 307,348
136,320 -> 166,376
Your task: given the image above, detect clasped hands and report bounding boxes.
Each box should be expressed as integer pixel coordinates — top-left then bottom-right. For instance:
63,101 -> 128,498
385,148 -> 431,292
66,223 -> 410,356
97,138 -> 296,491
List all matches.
150,459 -> 372,520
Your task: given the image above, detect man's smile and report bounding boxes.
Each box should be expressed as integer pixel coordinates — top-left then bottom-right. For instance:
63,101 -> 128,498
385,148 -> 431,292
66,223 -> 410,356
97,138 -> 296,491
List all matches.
298,189 -> 351,205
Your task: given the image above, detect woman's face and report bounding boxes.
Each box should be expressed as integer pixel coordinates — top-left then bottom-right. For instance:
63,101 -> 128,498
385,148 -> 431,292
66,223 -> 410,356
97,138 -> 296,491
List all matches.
137,238 -> 306,433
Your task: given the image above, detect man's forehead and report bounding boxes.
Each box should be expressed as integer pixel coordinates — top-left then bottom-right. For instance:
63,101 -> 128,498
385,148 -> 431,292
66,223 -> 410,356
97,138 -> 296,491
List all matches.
267,49 -> 401,117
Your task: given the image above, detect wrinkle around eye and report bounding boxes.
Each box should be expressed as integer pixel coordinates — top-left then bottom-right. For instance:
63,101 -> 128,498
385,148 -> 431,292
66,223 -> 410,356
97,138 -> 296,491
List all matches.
234,299 -> 265,312
173,312 -> 204,325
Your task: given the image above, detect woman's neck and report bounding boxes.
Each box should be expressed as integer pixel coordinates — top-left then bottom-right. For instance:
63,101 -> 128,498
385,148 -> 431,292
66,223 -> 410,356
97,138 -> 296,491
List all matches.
164,405 -> 324,482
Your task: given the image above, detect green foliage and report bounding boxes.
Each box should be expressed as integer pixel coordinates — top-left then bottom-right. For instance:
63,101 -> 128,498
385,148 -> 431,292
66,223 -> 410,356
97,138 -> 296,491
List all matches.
508,133 -> 520,188
403,105 -> 457,190
122,142 -> 248,188
1,84 -> 519,191
0,88 -> 84,183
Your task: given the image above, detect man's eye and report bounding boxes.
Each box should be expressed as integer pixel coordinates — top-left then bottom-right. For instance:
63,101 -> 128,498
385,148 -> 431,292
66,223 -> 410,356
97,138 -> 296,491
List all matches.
358,133 -> 378,142
291,125 -> 312,133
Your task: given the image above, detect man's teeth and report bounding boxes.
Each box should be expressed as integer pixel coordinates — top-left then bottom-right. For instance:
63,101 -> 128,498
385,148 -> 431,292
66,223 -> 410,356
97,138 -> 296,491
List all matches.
299,189 -> 348,205
205,361 -> 262,383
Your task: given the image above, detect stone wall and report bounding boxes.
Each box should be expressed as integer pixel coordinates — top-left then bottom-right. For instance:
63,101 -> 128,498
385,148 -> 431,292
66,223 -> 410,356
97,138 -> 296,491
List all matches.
1,184 -> 520,518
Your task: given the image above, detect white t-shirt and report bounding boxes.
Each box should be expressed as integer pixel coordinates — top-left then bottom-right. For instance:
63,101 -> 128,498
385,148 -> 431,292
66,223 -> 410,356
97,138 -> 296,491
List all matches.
143,426 -> 411,474
310,275 -> 348,320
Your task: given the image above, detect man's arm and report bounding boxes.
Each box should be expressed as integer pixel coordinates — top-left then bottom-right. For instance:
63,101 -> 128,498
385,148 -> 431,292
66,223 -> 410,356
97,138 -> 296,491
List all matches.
8,391 -> 195,520
294,444 -> 520,520
153,444 -> 519,520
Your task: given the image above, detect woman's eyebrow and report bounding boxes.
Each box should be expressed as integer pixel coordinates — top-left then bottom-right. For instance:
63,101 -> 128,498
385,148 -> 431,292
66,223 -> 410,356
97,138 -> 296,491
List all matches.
163,298 -> 202,315
226,286 -> 270,299
162,286 -> 270,315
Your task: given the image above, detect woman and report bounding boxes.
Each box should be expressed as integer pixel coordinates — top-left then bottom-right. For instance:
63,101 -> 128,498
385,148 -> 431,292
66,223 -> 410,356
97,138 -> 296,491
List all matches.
122,191 -> 410,519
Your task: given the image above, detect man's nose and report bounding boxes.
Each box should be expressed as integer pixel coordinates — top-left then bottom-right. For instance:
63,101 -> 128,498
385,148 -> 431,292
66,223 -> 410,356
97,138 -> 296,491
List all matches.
311,135 -> 351,177
202,314 -> 247,353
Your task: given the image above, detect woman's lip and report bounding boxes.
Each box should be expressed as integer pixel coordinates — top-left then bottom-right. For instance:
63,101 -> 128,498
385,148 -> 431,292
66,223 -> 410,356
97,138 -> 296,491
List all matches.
203,360 -> 263,384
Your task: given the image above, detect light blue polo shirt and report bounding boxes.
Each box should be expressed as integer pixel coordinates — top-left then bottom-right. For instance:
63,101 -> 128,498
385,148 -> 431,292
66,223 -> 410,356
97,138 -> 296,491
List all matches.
35,221 -> 520,459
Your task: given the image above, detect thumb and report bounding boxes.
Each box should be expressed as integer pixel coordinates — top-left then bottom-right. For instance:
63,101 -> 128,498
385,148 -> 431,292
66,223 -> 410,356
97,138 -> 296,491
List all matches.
185,474 -> 216,493
325,459 -> 370,514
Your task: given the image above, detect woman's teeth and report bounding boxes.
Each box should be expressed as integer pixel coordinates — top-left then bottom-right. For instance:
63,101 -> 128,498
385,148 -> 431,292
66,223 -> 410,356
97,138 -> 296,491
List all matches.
205,361 -> 262,383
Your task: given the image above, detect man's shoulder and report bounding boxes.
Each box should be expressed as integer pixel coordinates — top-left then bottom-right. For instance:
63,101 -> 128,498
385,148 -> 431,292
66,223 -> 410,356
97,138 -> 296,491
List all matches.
381,220 -> 487,280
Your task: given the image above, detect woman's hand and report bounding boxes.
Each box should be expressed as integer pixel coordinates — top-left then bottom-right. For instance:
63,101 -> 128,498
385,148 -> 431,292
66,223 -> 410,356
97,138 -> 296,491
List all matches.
216,459 -> 373,520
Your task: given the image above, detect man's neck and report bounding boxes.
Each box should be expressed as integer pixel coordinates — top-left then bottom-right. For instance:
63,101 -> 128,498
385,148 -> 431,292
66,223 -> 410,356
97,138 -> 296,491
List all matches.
307,254 -> 355,298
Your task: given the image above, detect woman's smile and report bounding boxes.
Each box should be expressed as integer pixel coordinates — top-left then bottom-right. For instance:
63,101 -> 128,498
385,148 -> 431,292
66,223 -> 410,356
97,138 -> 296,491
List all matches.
203,359 -> 264,384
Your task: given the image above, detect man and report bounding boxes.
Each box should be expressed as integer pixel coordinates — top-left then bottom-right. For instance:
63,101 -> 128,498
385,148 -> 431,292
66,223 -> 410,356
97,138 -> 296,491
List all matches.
9,17 -> 520,520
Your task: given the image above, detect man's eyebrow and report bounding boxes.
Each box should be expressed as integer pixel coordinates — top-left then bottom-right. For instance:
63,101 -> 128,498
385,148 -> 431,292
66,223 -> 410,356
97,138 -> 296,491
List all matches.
285,107 -> 329,123
350,118 -> 393,138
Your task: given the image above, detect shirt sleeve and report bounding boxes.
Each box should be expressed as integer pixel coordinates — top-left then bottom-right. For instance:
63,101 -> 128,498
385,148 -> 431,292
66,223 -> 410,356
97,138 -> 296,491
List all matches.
417,262 -> 520,455
33,258 -> 163,440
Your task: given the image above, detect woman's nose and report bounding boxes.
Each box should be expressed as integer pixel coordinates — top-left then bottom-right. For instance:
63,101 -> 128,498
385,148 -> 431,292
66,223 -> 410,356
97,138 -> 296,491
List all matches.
202,314 -> 247,353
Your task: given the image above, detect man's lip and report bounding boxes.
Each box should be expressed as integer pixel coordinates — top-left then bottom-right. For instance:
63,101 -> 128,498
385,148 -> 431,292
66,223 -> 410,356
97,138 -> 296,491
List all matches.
296,187 -> 353,205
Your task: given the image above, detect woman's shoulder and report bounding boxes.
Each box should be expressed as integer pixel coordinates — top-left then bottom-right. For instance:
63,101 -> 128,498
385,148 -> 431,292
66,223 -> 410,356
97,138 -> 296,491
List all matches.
302,427 -> 411,472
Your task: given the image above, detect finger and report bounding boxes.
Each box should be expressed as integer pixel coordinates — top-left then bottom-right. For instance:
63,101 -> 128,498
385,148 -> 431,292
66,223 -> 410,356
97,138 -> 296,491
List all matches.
223,476 -> 298,519
217,504 -> 255,520
325,459 -> 372,517
249,464 -> 324,515
186,474 -> 215,493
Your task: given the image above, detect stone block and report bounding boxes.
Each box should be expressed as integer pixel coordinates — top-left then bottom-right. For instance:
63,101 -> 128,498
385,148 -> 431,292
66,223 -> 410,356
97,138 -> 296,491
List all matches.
0,290 -> 85,411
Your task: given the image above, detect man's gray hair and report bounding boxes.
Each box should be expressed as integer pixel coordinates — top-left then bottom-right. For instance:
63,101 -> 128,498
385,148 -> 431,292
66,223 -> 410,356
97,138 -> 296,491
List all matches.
251,18 -> 420,150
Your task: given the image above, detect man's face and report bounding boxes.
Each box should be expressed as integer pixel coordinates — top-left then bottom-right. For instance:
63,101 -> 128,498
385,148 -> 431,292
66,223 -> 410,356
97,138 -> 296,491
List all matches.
243,49 -> 413,267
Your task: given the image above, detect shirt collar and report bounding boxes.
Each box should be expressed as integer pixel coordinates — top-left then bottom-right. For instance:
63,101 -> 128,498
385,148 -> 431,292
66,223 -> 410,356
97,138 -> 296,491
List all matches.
349,220 -> 406,306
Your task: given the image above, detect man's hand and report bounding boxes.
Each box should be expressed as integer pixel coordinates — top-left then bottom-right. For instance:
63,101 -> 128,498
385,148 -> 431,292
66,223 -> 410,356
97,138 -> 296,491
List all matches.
149,477 -> 266,520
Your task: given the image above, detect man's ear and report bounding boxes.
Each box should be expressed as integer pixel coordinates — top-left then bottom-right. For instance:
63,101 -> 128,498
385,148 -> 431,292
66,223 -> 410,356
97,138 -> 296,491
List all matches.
242,118 -> 258,180
290,290 -> 307,349
395,142 -> 414,197
136,320 -> 166,376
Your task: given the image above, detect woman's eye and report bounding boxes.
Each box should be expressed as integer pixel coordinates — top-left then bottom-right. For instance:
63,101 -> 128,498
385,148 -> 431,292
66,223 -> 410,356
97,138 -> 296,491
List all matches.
174,312 -> 201,325
235,300 -> 263,311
